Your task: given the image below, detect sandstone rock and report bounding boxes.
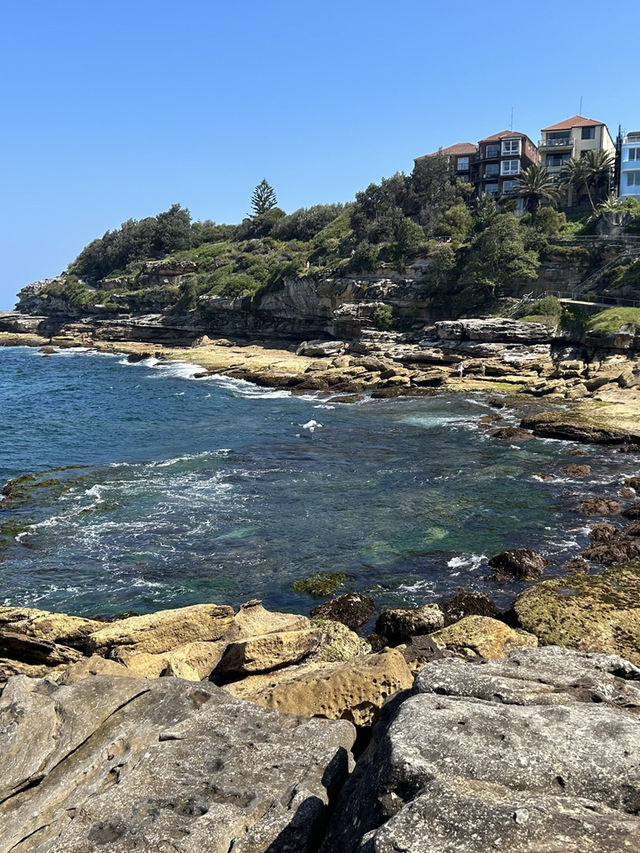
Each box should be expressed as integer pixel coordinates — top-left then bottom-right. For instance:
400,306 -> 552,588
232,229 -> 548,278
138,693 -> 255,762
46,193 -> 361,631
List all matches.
322,647 -> 640,852
120,639 -> 227,680
580,497 -> 622,516
60,654 -> 133,684
223,648 -> 413,726
231,599 -> 310,639
375,604 -> 444,644
560,463 -> 592,476
438,586 -> 500,626
0,657 -> 68,681
521,411 -> 640,444
310,592 -> 375,630
435,318 -> 552,344
83,602 -> 234,655
0,605 -> 103,646
399,635 -> 444,674
0,631 -> 83,666
0,674 -> 355,852
513,562 -> 640,663
310,619 -> 370,662
429,615 -> 538,659
487,547 -> 548,581
216,628 -> 321,676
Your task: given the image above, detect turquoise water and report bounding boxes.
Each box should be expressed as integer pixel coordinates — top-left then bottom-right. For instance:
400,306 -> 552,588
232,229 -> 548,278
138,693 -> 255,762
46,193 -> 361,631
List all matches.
0,345 -> 633,616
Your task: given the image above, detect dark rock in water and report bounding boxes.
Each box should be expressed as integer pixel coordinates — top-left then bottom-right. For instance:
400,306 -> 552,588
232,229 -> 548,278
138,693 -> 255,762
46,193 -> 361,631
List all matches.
588,522 -> 618,542
89,610 -> 142,622
293,572 -> 348,598
320,647 -> 640,852
39,346 -> 56,355
488,397 -> 506,408
620,487 -> 636,499
325,394 -> 364,404
0,674 -> 355,852
311,593 -> 375,631
580,497 -> 622,516
625,520 -> 640,536
487,548 -> 548,581
375,605 -> 444,645
535,471 -> 554,480
366,632 -> 387,653
491,426 -> 534,441
624,476 -> 640,490
438,585 -> 500,626
521,412 -> 640,444
564,557 -> 591,574
126,351 -> 153,363
622,501 -> 640,519
581,536 -> 640,566
560,463 -> 592,477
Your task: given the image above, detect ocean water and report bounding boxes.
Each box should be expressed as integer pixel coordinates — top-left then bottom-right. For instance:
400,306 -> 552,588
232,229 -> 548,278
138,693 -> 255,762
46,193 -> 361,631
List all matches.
0,345 -> 636,617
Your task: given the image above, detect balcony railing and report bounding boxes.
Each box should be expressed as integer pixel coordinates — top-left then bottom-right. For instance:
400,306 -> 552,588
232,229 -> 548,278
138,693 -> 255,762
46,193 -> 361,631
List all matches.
538,138 -> 573,148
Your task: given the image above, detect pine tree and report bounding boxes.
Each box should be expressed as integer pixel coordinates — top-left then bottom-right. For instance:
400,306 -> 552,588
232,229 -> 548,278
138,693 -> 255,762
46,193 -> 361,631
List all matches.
250,179 -> 277,216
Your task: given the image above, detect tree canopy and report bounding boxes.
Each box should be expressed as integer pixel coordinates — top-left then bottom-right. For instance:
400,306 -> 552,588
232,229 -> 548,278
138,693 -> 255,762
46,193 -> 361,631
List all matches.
250,180 -> 278,216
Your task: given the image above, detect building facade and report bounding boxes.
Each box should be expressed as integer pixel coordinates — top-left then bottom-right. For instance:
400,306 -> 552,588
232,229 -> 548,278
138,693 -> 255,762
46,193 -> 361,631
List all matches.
414,142 -> 478,184
619,131 -> 640,200
473,130 -> 539,197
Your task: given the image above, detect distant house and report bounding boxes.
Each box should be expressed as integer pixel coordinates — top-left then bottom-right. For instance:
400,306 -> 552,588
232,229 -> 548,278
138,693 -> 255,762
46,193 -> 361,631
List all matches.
414,142 -> 478,185
538,115 -> 615,205
474,130 -> 540,198
619,131 -> 640,201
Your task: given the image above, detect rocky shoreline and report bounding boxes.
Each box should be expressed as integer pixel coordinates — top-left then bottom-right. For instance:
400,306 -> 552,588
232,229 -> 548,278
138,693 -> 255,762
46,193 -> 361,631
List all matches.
0,566 -> 639,851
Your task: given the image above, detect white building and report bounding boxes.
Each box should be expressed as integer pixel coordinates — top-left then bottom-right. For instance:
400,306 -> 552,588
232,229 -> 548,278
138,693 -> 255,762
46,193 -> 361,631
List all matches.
619,131 -> 640,200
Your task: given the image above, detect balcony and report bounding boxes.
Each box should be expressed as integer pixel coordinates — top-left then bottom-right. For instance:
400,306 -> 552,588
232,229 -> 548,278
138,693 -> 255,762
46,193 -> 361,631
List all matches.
538,137 -> 573,149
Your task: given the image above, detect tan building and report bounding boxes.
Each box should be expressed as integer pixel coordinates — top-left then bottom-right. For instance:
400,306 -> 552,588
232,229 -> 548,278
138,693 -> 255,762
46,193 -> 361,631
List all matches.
538,116 -> 615,205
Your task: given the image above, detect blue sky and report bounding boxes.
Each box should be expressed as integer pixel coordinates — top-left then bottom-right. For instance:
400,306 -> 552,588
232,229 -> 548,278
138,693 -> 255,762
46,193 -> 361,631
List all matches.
0,0 -> 634,308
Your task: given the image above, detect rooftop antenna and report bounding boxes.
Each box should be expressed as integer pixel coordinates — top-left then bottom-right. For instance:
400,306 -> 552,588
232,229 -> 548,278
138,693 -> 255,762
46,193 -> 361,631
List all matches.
579,95 -> 583,115
510,106 -> 514,131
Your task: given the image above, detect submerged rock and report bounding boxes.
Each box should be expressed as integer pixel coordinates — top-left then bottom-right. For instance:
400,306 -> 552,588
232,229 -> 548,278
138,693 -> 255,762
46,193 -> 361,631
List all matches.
438,585 -> 500,626
0,674 -> 355,852
580,497 -> 622,516
321,647 -> 640,852
513,562 -> 640,664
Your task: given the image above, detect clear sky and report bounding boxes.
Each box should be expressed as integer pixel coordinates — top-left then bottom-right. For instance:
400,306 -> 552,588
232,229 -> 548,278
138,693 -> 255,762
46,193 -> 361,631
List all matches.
0,0 -> 635,308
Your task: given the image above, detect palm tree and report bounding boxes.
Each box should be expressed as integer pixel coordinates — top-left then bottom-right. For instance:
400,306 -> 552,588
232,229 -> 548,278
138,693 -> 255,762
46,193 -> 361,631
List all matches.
582,149 -> 615,206
512,164 -> 561,219
560,157 -> 592,211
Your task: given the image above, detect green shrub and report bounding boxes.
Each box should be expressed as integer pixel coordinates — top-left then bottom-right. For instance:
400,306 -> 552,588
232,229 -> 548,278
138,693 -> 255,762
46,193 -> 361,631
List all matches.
514,295 -> 562,321
372,304 -> 394,330
587,307 -> 640,334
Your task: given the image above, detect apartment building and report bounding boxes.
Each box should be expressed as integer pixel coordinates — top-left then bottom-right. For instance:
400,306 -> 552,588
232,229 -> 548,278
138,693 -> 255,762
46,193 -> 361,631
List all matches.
414,142 -> 478,184
619,131 -> 640,200
538,115 -> 615,180
474,130 -> 540,197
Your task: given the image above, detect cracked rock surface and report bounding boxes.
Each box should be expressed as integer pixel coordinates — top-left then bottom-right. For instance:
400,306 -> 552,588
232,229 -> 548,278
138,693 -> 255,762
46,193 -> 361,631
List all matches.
320,646 -> 640,852
0,674 -> 355,852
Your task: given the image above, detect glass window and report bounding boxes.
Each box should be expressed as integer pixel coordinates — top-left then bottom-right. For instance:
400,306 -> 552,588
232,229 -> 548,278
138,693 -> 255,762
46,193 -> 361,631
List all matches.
485,183 -> 499,195
547,153 -> 571,167
485,163 -> 499,177
485,144 -> 500,158
501,138 -> 521,155
627,172 -> 640,187
581,126 -> 596,140
456,157 -> 469,171
501,159 -> 521,175
627,148 -> 640,161
502,180 -> 518,192
547,131 -> 571,144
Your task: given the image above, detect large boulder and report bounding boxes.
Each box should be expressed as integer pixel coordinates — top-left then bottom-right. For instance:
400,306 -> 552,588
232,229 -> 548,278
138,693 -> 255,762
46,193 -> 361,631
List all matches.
216,628 -> 322,676
0,674 -> 355,852
82,603 -> 235,656
513,562 -> 640,664
223,648 -> 413,726
375,604 -> 444,644
429,615 -> 538,659
0,606 -> 103,646
438,585 -> 500,626
321,647 -> 640,852
310,593 -> 375,630
487,547 -> 548,581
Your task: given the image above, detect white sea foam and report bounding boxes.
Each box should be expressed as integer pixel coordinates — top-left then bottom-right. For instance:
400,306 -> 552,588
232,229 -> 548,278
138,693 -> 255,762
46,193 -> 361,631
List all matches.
447,553 -> 487,571
301,419 -> 322,432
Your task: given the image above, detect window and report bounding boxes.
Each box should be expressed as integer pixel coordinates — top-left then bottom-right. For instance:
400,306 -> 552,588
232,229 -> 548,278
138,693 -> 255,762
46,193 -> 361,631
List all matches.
627,172 -> 640,187
547,132 -> 571,146
547,153 -> 570,167
502,180 -> 518,193
456,157 -> 469,171
501,159 -> 520,175
485,183 -> 499,195
627,148 -> 640,161
485,144 -> 500,158
581,126 -> 596,140
501,138 -> 521,156
484,163 -> 499,177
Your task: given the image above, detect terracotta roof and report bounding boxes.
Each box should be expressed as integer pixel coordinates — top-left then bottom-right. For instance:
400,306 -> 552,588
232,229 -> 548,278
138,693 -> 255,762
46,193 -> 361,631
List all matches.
414,142 -> 478,161
541,115 -> 604,131
478,130 -> 530,143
